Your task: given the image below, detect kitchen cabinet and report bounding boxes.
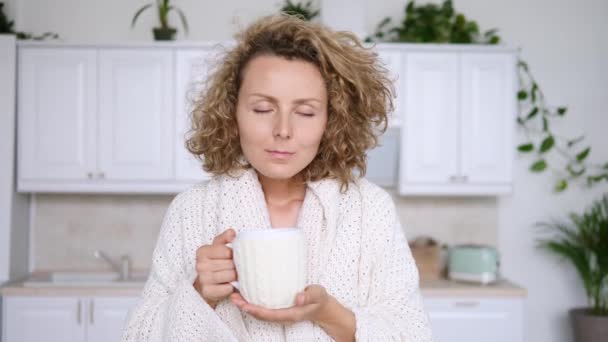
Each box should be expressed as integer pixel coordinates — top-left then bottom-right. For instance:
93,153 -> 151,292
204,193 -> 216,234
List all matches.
174,49 -> 213,182
424,297 -> 524,342
376,48 -> 404,128
85,297 -> 140,342
16,43 -> 516,195
17,46 -> 178,193
399,50 -> 516,195
18,47 -> 97,182
97,49 -> 174,181
2,295 -> 138,342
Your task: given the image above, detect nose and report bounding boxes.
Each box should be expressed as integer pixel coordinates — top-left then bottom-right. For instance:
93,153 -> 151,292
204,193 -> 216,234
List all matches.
273,111 -> 292,139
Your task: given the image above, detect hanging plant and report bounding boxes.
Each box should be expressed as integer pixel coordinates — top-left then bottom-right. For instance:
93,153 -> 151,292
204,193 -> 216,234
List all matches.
367,0 -> 608,192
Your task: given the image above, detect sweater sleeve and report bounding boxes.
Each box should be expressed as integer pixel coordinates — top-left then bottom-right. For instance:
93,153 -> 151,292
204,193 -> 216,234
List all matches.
352,191 -> 434,342
121,187 -> 239,342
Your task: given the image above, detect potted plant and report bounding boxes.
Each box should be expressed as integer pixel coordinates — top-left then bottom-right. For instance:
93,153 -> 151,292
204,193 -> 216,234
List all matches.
279,0 -> 319,22
131,0 -> 189,41
537,194 -> 608,342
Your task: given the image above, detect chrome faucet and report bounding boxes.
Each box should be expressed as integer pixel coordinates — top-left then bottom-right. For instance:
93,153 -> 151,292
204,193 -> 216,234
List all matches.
93,250 -> 131,281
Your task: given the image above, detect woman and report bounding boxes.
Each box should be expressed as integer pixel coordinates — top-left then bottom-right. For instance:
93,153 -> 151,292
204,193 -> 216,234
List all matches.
122,14 -> 433,342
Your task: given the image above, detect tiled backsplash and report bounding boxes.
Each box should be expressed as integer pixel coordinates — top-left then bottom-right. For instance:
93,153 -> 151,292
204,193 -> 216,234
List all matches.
31,191 -> 497,271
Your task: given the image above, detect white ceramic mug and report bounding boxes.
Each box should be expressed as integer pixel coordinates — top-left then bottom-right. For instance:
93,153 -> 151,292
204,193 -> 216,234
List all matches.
228,228 -> 307,309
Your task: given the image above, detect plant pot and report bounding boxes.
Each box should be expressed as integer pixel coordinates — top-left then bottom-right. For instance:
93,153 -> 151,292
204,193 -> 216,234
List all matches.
153,27 -> 177,41
570,308 -> 608,342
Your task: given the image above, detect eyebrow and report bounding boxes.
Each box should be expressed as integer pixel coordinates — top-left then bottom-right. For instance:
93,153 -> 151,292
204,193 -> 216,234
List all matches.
249,93 -> 323,105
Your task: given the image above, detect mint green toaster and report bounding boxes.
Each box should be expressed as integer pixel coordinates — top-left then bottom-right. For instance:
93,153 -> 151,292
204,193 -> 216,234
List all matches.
447,244 -> 499,284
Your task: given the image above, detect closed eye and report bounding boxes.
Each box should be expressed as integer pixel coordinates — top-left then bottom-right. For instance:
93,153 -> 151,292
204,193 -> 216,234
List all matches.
298,112 -> 315,117
253,109 -> 272,114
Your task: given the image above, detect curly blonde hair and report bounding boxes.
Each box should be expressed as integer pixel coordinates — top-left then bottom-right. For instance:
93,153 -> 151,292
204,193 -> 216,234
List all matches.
186,14 -> 394,189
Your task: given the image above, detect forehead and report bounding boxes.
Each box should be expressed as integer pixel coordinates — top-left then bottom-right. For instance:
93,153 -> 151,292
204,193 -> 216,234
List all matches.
239,55 -> 327,100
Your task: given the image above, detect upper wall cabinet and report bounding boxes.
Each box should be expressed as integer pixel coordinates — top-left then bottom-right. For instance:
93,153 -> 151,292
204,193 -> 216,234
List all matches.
16,42 -> 516,195
97,49 -> 174,181
18,48 -> 97,182
398,48 -> 516,196
18,46 -> 183,193
174,49 -> 214,182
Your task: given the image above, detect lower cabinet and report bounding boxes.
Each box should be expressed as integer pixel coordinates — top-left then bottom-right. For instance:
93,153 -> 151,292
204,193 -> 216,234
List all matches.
3,294 -> 524,341
2,295 -> 138,342
424,297 -> 525,342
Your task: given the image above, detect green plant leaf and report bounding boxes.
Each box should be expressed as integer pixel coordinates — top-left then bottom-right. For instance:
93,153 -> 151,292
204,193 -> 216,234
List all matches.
555,179 -> 568,192
518,143 -> 534,152
586,174 -> 606,185
542,117 -> 549,131
168,6 -> 189,34
131,3 -> 154,28
567,164 -> 585,177
540,135 -> 555,153
576,147 -> 591,162
531,83 -> 538,102
557,107 -> 567,116
526,107 -> 539,120
567,136 -> 585,148
488,36 -> 500,44
517,90 -> 528,100
531,159 -> 547,172
518,60 -> 529,72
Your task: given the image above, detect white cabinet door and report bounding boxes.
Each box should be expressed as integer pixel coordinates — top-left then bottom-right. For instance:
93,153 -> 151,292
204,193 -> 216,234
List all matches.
424,297 -> 524,342
377,48 -> 404,128
3,296 -> 85,342
86,297 -> 139,342
98,49 -> 174,181
18,47 -> 97,181
461,53 -> 515,185
401,53 -> 460,186
174,49 -> 213,182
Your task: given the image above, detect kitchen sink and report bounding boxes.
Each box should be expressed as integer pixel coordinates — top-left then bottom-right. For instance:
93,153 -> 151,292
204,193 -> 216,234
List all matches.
22,271 -> 148,287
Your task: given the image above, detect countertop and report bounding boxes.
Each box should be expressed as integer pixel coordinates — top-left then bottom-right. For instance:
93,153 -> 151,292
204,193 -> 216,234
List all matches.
1,272 -> 526,298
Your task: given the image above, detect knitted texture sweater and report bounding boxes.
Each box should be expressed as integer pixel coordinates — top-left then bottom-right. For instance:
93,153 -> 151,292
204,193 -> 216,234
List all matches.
121,169 -> 434,341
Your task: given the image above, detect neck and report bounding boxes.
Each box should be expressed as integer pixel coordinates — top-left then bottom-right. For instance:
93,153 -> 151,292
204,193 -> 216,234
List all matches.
258,173 -> 306,206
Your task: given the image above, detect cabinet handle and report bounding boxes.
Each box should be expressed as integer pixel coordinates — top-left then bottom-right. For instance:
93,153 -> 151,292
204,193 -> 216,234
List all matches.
453,301 -> 480,307
97,172 -> 105,179
449,175 -> 469,183
77,300 -> 82,325
90,299 -> 94,325
87,172 -> 93,179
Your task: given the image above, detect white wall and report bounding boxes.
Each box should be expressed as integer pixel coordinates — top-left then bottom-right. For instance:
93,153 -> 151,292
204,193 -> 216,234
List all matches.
11,1 -> 608,341
0,34 -> 30,285
448,2 -> 608,342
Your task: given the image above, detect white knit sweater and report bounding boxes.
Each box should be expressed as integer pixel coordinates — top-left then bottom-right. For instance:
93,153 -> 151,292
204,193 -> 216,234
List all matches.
121,169 -> 434,341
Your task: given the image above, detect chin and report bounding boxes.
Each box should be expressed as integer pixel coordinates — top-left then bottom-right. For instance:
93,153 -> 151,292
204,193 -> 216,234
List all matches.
252,163 -> 304,181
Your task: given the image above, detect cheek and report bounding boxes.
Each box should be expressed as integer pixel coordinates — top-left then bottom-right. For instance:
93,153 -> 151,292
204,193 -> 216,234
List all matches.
298,120 -> 326,149
237,113 -> 265,144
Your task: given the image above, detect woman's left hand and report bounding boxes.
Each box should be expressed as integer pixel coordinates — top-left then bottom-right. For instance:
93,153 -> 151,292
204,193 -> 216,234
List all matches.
229,284 -> 330,325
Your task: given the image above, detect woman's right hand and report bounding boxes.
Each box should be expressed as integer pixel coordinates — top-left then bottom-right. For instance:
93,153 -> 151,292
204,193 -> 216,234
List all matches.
193,228 -> 237,309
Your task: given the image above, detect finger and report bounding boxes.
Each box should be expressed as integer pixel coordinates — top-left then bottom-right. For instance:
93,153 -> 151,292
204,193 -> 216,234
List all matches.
202,283 -> 234,300
244,304 -> 304,323
230,292 -> 248,307
205,244 -> 233,259
213,269 -> 237,284
212,228 -> 236,245
204,259 -> 235,272
301,285 -> 326,305
295,292 -> 307,306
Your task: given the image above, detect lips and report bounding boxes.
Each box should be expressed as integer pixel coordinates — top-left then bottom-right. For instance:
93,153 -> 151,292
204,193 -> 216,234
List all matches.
266,149 -> 295,159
